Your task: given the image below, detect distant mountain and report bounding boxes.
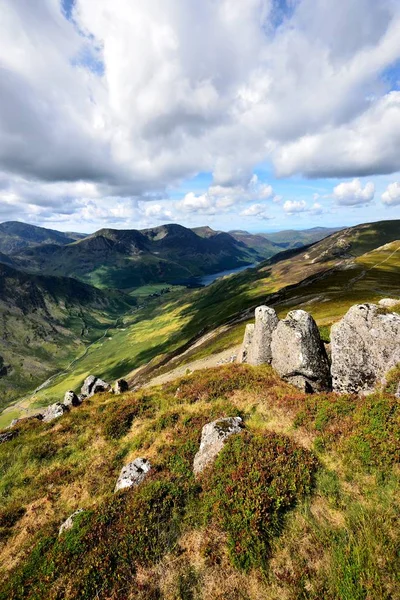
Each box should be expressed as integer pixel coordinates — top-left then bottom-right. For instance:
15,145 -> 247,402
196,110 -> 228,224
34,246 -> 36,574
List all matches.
0,221 -> 86,254
12,224 -> 262,289
258,226 -> 344,249
0,262 -> 135,408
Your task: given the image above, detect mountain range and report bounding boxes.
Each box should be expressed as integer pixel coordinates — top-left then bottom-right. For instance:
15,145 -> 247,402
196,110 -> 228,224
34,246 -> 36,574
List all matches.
0,221 -> 343,290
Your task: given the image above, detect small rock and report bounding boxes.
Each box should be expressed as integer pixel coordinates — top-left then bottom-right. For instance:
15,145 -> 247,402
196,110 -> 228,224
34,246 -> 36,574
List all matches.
396,382 -> 400,399
42,403 -> 69,423
271,310 -> 331,392
63,391 -> 81,407
331,304 -> 400,394
114,379 -> 129,394
193,417 -> 243,475
237,323 -> 254,363
59,509 -> 84,536
378,298 -> 399,308
9,414 -> 43,429
81,375 -> 112,398
114,458 -> 152,492
0,431 -> 18,444
248,306 -> 279,365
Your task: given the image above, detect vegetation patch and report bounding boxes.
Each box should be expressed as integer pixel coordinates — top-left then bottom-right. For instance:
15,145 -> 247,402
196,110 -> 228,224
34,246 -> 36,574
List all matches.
202,431 -> 318,572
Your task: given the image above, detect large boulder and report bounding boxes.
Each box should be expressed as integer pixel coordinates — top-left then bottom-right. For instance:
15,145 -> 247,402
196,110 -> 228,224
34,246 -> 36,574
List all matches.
193,417 -> 243,475
81,376 -> 112,398
114,379 -> 129,394
271,310 -> 331,392
248,306 -> 279,365
42,403 -> 69,423
114,458 -> 152,492
331,304 -> 400,394
237,323 -> 254,363
59,509 -> 84,536
63,391 -> 82,407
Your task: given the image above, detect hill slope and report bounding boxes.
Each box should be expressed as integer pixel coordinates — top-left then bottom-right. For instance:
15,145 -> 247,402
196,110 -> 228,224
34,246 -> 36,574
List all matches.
0,263 -> 135,411
13,224 -> 262,289
7,218 -> 397,422
0,221 -> 85,254
0,364 -> 398,599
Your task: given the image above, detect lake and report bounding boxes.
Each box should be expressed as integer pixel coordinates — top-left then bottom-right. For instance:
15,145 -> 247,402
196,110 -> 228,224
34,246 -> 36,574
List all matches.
194,263 -> 258,287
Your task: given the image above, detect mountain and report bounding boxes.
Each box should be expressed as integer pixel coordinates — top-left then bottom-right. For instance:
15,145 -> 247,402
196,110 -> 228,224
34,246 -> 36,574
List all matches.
0,218 -> 399,598
0,263 -> 135,410
258,226 -> 344,249
0,221 -> 86,254
12,223 -> 262,289
228,229 -> 282,257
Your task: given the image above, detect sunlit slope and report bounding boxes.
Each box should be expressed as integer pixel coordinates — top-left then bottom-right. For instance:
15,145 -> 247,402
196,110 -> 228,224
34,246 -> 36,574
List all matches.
7,220 -> 396,420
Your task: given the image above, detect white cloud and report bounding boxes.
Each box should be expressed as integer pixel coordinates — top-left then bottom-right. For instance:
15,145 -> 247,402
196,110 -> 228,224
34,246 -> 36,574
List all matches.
0,0 -> 400,227
382,182 -> 400,206
333,179 -> 375,206
283,200 -> 307,214
240,203 -> 271,220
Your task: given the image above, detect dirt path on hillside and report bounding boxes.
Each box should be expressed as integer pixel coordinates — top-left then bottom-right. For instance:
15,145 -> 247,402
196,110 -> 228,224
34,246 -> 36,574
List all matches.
144,344 -> 241,388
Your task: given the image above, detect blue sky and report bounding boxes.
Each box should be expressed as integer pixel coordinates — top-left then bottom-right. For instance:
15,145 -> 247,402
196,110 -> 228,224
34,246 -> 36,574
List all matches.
0,0 -> 399,233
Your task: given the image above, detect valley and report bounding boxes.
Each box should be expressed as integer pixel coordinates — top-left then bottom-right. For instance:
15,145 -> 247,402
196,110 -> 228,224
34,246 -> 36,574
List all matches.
1,219 -> 398,427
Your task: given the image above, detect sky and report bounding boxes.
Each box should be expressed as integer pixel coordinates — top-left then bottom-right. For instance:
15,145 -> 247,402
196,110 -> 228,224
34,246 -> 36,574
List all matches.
0,0 -> 399,234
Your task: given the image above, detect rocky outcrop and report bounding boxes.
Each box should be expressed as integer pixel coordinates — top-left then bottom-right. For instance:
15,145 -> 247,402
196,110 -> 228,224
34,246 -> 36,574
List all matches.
59,509 -> 84,536
42,403 -> 69,423
271,310 -> 331,392
114,379 -> 129,394
63,391 -> 82,407
378,298 -> 399,308
331,304 -> 400,394
114,458 -> 152,492
193,417 -> 243,475
237,324 -> 254,363
81,375 -> 112,398
248,306 -> 279,365
0,431 -> 18,444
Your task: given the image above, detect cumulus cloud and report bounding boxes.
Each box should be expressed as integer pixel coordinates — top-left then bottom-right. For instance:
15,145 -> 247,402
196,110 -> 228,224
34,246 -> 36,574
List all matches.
240,203 -> 271,220
333,179 -> 375,206
283,200 -> 307,214
0,0 -> 400,227
382,182 -> 400,206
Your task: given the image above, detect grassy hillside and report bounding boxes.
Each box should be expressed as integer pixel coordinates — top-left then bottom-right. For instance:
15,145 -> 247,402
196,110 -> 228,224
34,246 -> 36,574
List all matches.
12,224 -> 262,290
0,264 -> 136,412
3,219 -> 396,427
0,363 -> 398,599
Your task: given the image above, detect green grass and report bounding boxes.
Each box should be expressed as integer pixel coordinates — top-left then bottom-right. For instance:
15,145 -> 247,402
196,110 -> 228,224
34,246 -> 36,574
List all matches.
0,364 -> 399,599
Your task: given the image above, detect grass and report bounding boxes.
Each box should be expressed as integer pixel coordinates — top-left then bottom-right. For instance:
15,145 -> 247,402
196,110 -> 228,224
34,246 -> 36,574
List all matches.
0,363 -> 399,599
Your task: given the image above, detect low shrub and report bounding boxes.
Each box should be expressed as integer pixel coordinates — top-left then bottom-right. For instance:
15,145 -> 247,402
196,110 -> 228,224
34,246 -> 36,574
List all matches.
202,431 -> 318,572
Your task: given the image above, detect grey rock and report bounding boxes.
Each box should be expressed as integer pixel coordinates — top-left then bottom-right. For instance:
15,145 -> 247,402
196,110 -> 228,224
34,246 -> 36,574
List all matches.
115,458 -> 152,492
0,431 -> 18,444
378,298 -> 399,308
63,391 -> 81,407
237,323 -> 254,363
9,414 -> 43,429
42,403 -> 69,423
193,417 -> 243,475
59,509 -> 84,536
271,310 -> 331,392
114,379 -> 129,394
81,375 -> 112,398
248,306 -> 279,365
395,382 -> 400,399
331,304 -> 400,395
